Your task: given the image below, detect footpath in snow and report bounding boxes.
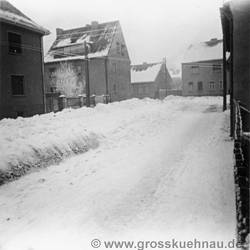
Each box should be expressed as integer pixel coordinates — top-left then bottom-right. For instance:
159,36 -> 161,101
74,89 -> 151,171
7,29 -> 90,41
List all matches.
0,96 -> 236,250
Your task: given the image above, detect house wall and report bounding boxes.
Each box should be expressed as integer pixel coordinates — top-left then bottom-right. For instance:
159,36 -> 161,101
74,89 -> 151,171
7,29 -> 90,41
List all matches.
130,82 -> 157,99
89,58 -> 106,96
0,22 -> 44,119
44,60 -> 86,97
107,23 -> 130,101
182,60 -> 223,96
108,58 -> 130,101
232,1 -> 250,111
44,57 -> 130,102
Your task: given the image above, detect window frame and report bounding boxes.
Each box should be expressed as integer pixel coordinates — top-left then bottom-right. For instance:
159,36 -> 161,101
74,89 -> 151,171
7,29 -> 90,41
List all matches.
209,81 -> 216,90
197,81 -> 203,91
8,31 -> 22,55
191,65 -> 199,74
188,81 -> 194,91
11,75 -> 25,96
219,81 -> 223,90
116,41 -> 121,55
212,64 -> 222,72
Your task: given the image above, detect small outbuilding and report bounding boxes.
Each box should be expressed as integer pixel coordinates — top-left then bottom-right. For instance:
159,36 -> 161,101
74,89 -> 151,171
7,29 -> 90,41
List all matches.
130,60 -> 173,99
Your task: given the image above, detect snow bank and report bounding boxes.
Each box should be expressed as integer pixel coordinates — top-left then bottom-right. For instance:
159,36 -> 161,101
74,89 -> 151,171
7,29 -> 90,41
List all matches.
0,111 -> 100,184
0,96 -> 223,184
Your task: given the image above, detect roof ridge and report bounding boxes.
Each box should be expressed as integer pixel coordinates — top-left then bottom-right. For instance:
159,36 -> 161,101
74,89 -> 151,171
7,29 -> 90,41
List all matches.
0,0 -> 31,20
0,0 -> 50,35
57,20 -> 119,35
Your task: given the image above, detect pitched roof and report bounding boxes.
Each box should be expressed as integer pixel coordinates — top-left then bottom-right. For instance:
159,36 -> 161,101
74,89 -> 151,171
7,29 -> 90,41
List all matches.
131,62 -> 162,83
45,21 -> 119,63
0,0 -> 49,35
182,38 -> 223,63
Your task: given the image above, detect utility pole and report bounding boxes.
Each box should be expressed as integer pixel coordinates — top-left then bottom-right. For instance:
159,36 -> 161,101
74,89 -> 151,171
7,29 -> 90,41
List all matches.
84,41 -> 90,107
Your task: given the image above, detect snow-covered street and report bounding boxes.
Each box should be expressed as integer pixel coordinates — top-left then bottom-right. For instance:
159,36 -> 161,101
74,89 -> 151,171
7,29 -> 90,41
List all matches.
0,97 -> 236,250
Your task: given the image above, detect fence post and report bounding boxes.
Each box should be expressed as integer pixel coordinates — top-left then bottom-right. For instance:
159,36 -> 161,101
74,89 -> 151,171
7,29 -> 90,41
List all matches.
79,95 -> 84,107
58,95 -> 67,111
91,95 -> 96,106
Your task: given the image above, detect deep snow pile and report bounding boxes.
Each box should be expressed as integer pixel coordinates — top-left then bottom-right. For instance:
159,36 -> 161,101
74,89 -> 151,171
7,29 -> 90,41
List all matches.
0,95 -> 235,250
0,96 -> 222,184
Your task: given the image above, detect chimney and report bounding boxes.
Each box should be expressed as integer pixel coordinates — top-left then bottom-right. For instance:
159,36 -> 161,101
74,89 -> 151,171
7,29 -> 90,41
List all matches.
56,28 -> 64,36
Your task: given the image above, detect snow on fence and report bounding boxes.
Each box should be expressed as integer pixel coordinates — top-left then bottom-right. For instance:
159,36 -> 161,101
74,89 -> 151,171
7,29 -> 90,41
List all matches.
167,89 -> 182,96
46,93 -> 110,112
233,100 -> 249,248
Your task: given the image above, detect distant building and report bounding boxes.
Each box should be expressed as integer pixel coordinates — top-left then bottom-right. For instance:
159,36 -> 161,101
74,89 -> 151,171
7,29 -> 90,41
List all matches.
182,38 -> 224,96
130,60 -> 173,99
0,0 -> 49,119
44,21 -> 130,102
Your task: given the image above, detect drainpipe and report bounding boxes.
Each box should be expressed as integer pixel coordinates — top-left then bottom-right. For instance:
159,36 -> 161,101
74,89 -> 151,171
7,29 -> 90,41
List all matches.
222,30 -> 227,112
229,18 -> 234,137
105,56 -> 109,102
84,41 -> 90,107
41,37 -> 46,113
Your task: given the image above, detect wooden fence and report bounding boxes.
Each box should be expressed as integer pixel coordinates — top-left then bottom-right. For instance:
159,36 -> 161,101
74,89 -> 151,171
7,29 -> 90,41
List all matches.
233,100 -> 249,249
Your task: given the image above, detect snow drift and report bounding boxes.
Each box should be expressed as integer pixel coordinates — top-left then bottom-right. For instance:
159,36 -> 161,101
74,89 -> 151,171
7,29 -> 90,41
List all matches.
0,111 -> 100,184
0,96 -> 222,185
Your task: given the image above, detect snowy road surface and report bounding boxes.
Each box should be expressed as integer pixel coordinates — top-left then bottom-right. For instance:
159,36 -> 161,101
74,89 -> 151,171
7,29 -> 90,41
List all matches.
0,97 -> 236,250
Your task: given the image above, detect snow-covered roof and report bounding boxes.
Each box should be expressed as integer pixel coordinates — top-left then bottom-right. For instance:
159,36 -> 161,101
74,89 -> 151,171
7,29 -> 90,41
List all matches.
0,0 -> 49,35
45,21 -> 118,63
182,38 -> 223,63
131,62 -> 162,83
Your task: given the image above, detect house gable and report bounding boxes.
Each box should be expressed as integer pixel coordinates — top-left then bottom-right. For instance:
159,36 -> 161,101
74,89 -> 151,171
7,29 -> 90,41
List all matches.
107,21 -> 130,61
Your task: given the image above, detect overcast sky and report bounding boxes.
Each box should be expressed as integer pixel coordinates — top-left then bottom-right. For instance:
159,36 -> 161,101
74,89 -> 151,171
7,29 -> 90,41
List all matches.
11,0 -> 224,70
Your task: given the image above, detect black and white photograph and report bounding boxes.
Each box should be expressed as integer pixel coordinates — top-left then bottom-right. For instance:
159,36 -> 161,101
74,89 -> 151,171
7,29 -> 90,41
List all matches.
0,0 -> 249,249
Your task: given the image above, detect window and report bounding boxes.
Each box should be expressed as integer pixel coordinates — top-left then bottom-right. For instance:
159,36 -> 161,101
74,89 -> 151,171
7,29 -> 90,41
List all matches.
198,81 -> 203,91
49,67 -> 56,78
209,81 -> 215,90
188,82 -> 194,91
8,32 -> 22,54
116,42 -> 120,54
113,84 -> 117,94
219,81 -> 223,89
11,75 -> 24,95
16,111 -> 24,117
191,65 -> 199,74
112,63 -> 117,73
121,44 -> 126,56
213,64 -> 222,71
50,87 -> 57,93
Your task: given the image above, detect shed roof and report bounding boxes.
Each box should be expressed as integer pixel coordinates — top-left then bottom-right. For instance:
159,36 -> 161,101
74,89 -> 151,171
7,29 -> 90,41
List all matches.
131,62 -> 162,83
0,0 -> 49,35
